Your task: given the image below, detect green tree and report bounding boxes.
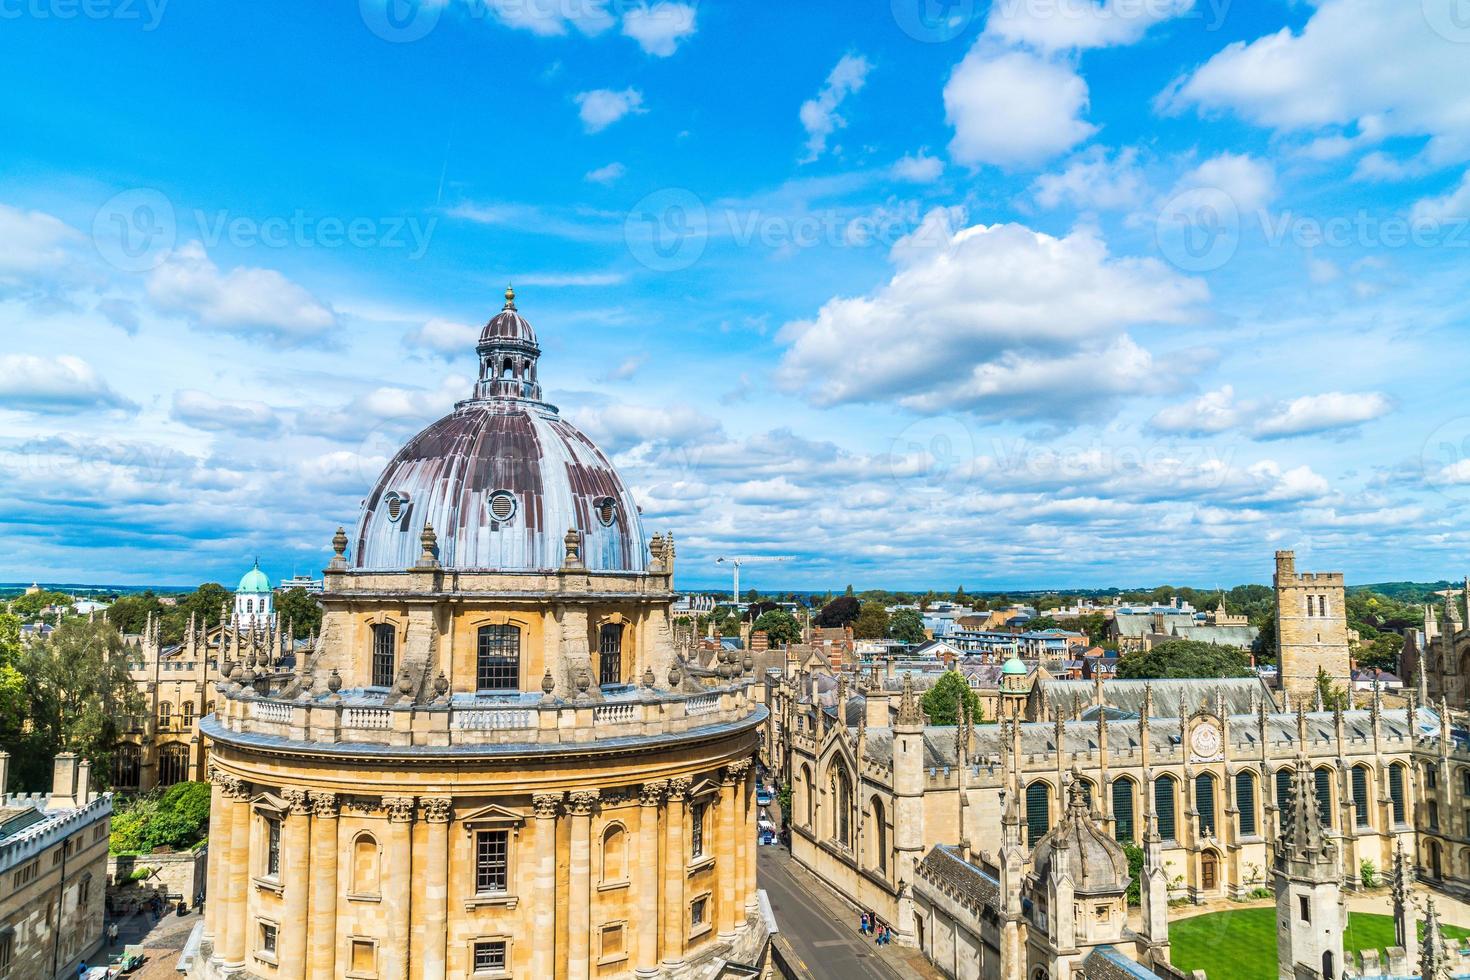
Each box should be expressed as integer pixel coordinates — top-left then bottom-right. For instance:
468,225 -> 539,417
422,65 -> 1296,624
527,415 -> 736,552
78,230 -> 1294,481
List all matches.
1026,616 -> 1062,632
1115,639 -> 1253,680
21,618 -> 145,792
852,602 -> 890,640
273,587 -> 323,639
1065,612 -> 1109,645
816,595 -> 861,628
1124,842 -> 1144,906
752,610 -> 802,647
920,670 -> 981,725
888,608 -> 927,644
9,589 -> 73,618
1315,666 -> 1350,710
1251,608 -> 1277,665
105,591 -> 163,634
110,781 -> 213,853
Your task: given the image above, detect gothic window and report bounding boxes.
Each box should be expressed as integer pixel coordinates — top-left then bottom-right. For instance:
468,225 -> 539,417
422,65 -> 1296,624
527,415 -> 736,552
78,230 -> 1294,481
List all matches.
476,625 -> 520,691
1112,777 -> 1135,843
801,765 -> 814,828
1154,775 -> 1177,842
181,702 -> 194,728
1196,773 -> 1216,836
1426,764 -> 1439,790
1235,771 -> 1256,837
834,769 -> 853,848
1429,800 -> 1441,831
351,834 -> 380,897
1314,768 -> 1333,827
601,825 -> 626,883
158,743 -> 190,787
475,830 -> 509,894
371,624 -> 395,687
870,798 -> 887,873
158,701 -> 172,729
112,744 -> 140,791
1352,766 -> 1371,828
1461,768 -> 1470,795
599,623 -> 624,687
1275,767 -> 1294,830
1389,764 -> 1406,824
1026,782 -> 1050,845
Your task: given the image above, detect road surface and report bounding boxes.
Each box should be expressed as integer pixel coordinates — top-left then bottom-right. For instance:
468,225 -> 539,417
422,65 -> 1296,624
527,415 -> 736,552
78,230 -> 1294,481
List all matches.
757,844 -> 902,980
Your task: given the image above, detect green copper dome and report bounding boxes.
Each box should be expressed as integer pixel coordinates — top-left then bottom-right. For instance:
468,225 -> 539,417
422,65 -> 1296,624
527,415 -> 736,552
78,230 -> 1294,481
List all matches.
237,560 -> 271,594
1001,656 -> 1028,676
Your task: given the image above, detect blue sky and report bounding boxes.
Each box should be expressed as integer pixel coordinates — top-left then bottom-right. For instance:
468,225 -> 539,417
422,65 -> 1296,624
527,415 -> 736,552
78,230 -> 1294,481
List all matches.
3,0 -> 1470,591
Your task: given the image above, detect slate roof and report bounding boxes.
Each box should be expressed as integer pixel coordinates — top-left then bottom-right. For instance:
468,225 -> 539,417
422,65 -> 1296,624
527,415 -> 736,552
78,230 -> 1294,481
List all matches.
1037,677 -> 1273,719
916,844 -> 1000,913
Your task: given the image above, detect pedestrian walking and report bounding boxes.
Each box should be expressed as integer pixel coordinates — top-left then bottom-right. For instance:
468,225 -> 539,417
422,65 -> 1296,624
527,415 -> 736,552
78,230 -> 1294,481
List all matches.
859,911 -> 870,935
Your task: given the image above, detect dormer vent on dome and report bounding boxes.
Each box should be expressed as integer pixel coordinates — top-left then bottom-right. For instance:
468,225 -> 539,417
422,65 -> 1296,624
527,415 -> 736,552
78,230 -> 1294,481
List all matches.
473,285 -> 542,401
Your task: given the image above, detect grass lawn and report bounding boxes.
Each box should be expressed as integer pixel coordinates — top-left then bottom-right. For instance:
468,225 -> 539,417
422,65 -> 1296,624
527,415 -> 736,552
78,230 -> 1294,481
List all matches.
1169,908 -> 1470,978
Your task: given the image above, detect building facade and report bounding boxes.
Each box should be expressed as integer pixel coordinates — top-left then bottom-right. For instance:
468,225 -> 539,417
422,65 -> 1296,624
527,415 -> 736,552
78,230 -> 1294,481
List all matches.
1274,549 -> 1351,699
189,290 -> 768,980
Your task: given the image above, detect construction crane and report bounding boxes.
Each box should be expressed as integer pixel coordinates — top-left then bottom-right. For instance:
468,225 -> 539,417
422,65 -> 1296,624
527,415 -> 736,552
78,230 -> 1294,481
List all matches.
714,556 -> 791,605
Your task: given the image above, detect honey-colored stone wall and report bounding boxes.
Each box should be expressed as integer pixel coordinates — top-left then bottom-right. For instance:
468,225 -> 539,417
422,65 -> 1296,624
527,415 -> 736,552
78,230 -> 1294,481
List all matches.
1273,550 -> 1351,698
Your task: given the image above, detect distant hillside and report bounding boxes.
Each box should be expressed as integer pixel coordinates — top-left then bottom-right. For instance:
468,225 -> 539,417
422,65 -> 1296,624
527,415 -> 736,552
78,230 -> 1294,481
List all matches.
1352,581 -> 1457,603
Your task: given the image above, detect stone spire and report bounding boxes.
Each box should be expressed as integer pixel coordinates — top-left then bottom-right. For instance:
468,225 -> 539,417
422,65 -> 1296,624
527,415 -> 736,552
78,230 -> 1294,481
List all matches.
1421,897 -> 1453,980
896,671 -> 923,728
1390,835 -> 1414,950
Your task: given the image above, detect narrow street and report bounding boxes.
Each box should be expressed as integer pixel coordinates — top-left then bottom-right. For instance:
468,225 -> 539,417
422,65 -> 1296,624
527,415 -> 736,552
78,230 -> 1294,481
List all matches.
758,845 -> 903,980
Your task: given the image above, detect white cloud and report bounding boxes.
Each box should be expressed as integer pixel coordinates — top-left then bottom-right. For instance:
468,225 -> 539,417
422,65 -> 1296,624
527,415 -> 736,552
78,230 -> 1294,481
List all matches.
406,317 -> 480,357
776,207 -> 1207,421
0,354 -> 137,414
575,88 -> 646,133
584,162 -> 627,184
799,54 -> 872,163
986,0 -> 1195,52
1149,385 -> 1245,435
620,2 -> 696,56
1173,152 -> 1276,212
566,401 -> 721,454
146,242 -> 338,343
482,0 -> 613,37
1162,0 -> 1470,168
171,389 -> 280,433
944,43 -> 1096,168
1253,391 -> 1393,439
517,272 -> 627,287
1411,170 -> 1470,223
598,356 -> 644,382
0,204 -> 80,278
1033,146 -> 1147,210
892,151 -> 944,183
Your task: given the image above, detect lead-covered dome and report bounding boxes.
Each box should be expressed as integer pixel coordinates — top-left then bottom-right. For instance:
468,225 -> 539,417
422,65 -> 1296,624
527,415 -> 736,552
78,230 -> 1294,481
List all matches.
353,290 -> 647,573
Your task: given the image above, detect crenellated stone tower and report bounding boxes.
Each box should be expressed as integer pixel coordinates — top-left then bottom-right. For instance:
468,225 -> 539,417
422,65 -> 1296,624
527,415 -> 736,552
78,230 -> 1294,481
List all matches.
1274,550 -> 1351,701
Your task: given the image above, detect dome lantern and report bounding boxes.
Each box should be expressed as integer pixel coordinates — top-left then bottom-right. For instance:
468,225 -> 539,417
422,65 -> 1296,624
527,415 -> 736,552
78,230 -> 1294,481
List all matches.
472,284 -> 542,402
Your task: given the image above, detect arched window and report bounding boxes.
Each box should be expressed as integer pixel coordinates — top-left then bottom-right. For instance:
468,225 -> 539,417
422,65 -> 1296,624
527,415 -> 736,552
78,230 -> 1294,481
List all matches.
1026,782 -> 1050,845
1235,770 -> 1257,836
112,744 -> 140,791
869,798 -> 887,873
802,765 -> 815,828
476,625 -> 520,691
1428,839 -> 1443,880
1155,775 -> 1177,842
601,824 -> 626,883
205,700 -> 215,718
1196,772 -> 1217,836
1275,767 -> 1294,830
1314,768 -> 1333,827
1352,765 -> 1371,828
157,701 -> 172,729
833,768 -> 853,847
158,743 -> 190,787
181,702 -> 195,728
352,834 -> 381,896
1389,763 -> 1406,825
1429,799 -> 1441,831
599,623 -> 624,687
1111,777 -> 1135,843
371,624 -> 395,687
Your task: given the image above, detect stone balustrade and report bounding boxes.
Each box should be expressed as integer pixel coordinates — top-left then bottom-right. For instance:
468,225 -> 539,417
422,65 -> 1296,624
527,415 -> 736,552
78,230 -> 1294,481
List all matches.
207,681 -> 761,752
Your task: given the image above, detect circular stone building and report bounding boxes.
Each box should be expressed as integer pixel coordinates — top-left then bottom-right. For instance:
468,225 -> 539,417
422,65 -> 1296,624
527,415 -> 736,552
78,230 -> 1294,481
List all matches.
193,289 -> 768,980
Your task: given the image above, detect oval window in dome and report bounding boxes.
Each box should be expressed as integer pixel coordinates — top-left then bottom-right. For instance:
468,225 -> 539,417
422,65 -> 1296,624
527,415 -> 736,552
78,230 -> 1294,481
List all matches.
596,497 -> 617,527
385,491 -> 410,523
489,491 -> 517,523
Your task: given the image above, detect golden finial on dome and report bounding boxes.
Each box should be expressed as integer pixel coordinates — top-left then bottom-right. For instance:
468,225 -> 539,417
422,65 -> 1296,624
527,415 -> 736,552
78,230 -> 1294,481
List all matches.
504,284 -> 516,310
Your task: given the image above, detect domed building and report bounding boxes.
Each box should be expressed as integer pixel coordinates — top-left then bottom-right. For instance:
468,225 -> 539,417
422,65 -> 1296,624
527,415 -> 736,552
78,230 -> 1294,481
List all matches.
192,290 -> 768,980
234,560 -> 274,629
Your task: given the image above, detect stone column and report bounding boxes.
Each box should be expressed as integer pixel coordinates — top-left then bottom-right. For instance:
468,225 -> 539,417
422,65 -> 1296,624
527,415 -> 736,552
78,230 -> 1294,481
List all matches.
278,789 -> 312,980
636,781 -> 666,977
718,769 -> 738,939
531,793 -> 563,980
729,760 -> 755,913
421,798 -> 452,980
567,789 -> 599,980
384,796 -> 416,980
221,776 -> 252,969
307,793 -> 339,980
203,769 -> 229,949
662,777 -> 691,969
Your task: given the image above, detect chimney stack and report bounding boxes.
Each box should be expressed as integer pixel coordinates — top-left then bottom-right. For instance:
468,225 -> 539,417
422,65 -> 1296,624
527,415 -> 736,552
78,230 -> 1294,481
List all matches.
48,752 -> 79,811
76,759 -> 92,805
0,751 -> 9,799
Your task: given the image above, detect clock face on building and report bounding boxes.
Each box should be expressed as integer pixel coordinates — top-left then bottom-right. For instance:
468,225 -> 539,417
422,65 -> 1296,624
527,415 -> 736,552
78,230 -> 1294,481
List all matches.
1189,722 -> 1222,761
